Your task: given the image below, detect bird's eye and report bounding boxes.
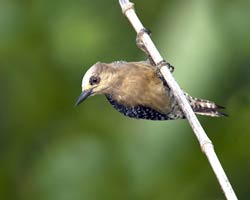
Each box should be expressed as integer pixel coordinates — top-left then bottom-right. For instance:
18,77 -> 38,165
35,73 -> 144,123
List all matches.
89,76 -> 100,85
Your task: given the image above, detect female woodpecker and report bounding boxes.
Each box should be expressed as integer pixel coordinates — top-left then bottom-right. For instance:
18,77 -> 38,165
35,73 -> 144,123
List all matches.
75,61 -> 226,120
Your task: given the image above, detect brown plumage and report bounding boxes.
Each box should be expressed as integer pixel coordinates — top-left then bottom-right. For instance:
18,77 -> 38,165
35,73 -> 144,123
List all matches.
76,61 -> 226,120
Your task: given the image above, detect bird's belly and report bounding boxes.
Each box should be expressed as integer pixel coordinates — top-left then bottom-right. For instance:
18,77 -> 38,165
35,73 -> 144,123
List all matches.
106,95 -> 171,120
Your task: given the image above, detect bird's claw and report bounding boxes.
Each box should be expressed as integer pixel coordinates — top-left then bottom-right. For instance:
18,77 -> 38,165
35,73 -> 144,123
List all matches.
155,60 -> 173,91
136,28 -> 152,47
156,60 -> 174,73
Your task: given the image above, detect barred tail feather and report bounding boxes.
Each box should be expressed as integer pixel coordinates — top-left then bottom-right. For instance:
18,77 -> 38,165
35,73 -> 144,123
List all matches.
184,93 -> 228,117
193,103 -> 228,117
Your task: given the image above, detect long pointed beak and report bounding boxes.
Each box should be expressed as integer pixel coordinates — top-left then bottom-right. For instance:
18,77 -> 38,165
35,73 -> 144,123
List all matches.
75,89 -> 93,106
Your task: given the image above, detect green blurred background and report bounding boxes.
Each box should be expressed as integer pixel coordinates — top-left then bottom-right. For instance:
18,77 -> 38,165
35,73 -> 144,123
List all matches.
1,0 -> 250,199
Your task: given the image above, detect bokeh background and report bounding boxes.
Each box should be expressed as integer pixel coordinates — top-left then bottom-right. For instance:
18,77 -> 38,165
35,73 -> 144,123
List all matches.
1,0 -> 250,199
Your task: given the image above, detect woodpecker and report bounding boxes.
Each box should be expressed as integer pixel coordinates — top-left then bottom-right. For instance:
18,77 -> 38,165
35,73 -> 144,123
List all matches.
75,61 -> 226,120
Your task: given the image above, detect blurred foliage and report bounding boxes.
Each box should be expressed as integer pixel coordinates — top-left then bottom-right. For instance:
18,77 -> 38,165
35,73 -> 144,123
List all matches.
0,0 -> 250,199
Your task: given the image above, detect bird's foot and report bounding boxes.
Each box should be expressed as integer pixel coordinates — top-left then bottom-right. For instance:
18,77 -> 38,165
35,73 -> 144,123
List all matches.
136,28 -> 155,66
156,60 -> 174,73
136,28 -> 151,49
155,60 -> 173,91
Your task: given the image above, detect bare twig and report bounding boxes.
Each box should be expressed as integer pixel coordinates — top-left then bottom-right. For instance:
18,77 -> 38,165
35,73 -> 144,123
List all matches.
118,0 -> 238,199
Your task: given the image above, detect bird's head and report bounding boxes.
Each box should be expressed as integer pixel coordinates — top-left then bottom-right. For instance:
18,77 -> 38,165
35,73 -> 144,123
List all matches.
75,62 -> 114,106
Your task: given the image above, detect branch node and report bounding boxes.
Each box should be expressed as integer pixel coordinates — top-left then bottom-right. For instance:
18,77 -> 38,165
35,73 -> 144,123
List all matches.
201,139 -> 213,153
121,2 -> 134,15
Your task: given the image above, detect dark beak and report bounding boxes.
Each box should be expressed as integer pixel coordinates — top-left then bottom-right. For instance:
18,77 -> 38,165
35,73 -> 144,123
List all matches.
75,89 -> 93,106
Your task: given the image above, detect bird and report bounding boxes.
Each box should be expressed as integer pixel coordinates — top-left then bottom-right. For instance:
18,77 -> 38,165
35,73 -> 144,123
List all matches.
75,61 -> 226,120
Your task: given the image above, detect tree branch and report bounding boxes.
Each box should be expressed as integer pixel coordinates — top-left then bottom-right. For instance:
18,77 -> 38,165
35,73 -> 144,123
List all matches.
118,0 -> 238,199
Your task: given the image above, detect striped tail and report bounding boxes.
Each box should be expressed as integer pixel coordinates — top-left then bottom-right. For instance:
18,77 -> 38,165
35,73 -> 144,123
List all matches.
185,93 -> 227,117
